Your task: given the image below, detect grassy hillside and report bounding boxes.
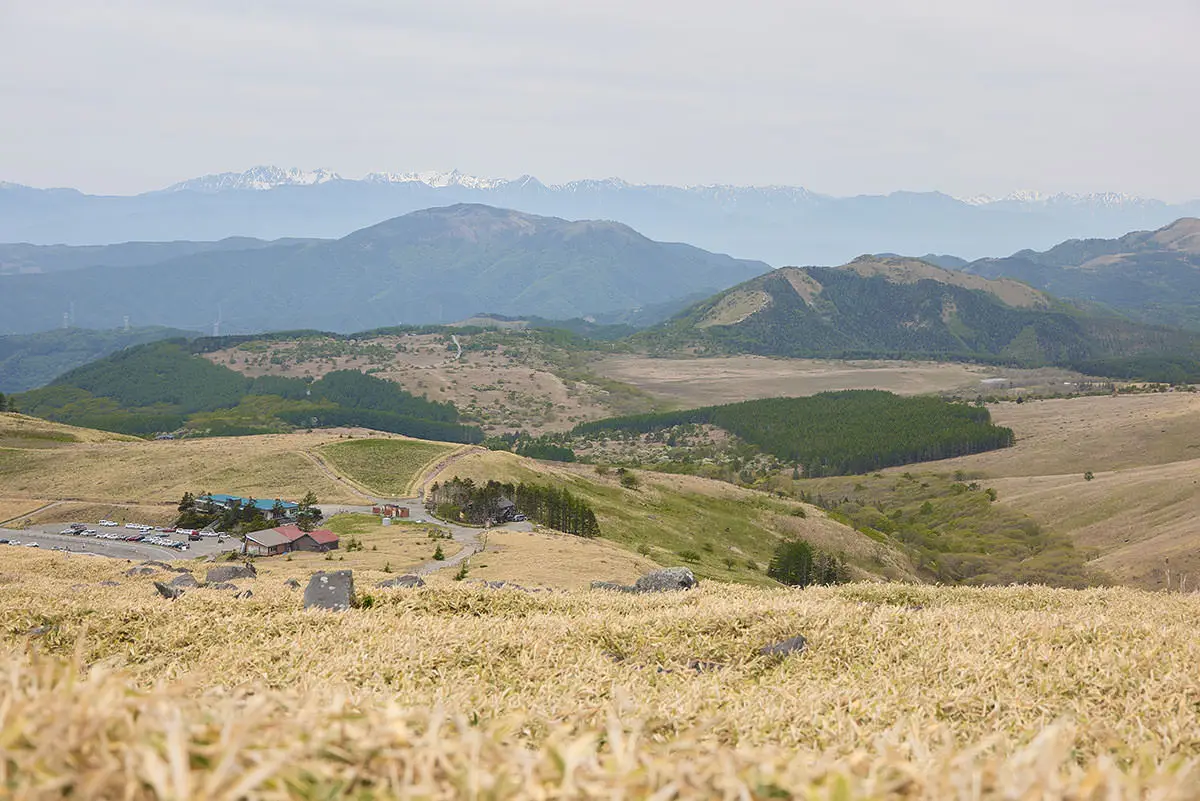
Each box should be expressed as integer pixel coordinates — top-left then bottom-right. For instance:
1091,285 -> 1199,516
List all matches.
0,326 -> 196,393
426,449 -> 918,585
3,550 -> 1199,798
641,257 -> 1200,377
318,439 -> 459,496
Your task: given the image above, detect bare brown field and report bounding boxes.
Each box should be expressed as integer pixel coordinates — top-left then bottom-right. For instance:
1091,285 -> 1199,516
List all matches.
3,548 -> 1200,798
592,355 -> 994,406
0,412 -> 137,444
930,392 -> 1200,589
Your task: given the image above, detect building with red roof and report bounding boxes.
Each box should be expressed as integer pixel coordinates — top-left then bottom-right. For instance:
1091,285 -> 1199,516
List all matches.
244,524 -> 339,556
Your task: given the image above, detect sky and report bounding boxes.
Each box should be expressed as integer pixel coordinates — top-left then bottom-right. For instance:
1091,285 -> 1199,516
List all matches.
2,0 -> 1198,200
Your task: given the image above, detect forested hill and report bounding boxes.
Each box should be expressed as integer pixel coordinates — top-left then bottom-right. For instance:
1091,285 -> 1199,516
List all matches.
0,326 -> 195,393
639,256 -> 1200,376
573,390 -> 1015,476
13,340 -> 482,442
960,218 -> 1200,331
0,204 -> 768,335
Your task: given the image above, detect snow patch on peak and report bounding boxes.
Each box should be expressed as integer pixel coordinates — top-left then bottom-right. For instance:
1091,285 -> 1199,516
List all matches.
362,169 -> 509,190
166,166 -> 341,192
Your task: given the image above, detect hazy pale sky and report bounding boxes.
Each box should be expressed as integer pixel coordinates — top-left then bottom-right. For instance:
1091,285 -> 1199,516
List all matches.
2,0 -> 1198,199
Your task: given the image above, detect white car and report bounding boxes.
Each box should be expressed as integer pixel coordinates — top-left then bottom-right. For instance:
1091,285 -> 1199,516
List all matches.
124,523 -> 141,530
60,528 -> 76,535
25,542 -> 39,548
99,520 -> 116,527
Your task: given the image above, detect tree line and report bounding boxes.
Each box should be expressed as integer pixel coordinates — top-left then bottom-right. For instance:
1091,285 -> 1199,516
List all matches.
429,476 -> 600,537
573,390 -> 1015,477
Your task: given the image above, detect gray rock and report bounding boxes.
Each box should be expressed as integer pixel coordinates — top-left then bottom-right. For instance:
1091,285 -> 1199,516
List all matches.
205,564 -> 256,584
633,567 -> 698,593
154,581 -> 184,600
168,573 -> 200,589
285,578 -> 301,589
204,581 -> 238,590
759,635 -> 807,657
98,580 -> 121,587
125,566 -> 158,576
591,580 -> 635,593
377,574 -> 426,589
235,589 -> 254,599
27,625 -> 55,636
139,560 -> 188,572
304,570 -> 355,611
687,659 -> 725,672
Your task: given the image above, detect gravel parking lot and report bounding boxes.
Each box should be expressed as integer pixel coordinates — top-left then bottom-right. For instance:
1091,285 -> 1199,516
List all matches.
0,526 -> 239,561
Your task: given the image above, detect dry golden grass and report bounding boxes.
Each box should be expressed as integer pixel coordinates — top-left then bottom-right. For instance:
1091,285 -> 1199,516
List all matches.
0,498 -> 50,526
931,393 -> 1200,589
0,411 -> 138,444
2,547 -> 1200,798
0,430 -> 371,505
466,529 -> 660,588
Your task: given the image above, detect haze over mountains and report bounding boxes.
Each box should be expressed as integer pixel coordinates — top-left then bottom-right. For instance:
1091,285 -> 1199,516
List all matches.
4,166 -> 1199,266
957,218 -> 1200,330
0,205 -> 767,335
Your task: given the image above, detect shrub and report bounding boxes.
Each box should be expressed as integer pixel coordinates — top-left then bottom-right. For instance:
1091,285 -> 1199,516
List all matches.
619,472 -> 640,489
433,544 -> 445,561
678,550 -> 701,562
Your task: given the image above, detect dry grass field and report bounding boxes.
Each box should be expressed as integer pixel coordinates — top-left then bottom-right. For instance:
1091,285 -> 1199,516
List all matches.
929,392 -> 1200,589
0,423 -> 387,507
591,355 -> 1093,408
465,528 -> 660,588
3,547 -> 1199,798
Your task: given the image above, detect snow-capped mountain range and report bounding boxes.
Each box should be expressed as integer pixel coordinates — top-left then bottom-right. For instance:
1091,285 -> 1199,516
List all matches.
159,165 -> 1162,210
3,165 -> 1198,266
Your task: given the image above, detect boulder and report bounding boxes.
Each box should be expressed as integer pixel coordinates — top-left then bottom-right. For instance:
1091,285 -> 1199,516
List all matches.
304,570 -> 355,611
98,580 -> 121,587
759,635 -> 807,657
168,573 -> 200,589
377,574 -> 426,589
235,589 -> 254,599
124,566 -> 158,576
633,567 -> 698,593
204,581 -> 238,590
205,564 -> 256,584
139,560 -> 185,572
154,581 -> 184,600
285,578 -> 301,589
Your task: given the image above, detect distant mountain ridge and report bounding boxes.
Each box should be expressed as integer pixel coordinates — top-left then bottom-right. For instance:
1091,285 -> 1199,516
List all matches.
641,255 -> 1200,373
0,204 -> 768,335
4,165 -> 1199,266
958,218 -> 1200,330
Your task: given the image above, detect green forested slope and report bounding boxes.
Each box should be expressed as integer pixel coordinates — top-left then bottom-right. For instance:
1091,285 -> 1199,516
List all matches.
640,259 -> 1200,377
0,326 -> 195,393
573,390 -> 1014,476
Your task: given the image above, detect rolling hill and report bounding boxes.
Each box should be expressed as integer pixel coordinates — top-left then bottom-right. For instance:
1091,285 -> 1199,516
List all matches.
0,204 -> 768,334
641,255 -> 1200,374
960,218 -> 1200,330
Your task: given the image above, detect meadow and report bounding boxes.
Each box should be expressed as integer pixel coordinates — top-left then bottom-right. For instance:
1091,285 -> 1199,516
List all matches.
318,438 -> 459,497
2,548 -> 1198,799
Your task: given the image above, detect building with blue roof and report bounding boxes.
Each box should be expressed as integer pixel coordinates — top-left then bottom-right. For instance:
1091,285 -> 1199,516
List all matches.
197,493 -> 299,521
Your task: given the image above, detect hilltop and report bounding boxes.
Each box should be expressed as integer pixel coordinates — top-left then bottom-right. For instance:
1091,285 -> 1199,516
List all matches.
0,204 -> 767,334
962,217 -> 1200,330
0,326 -> 195,393
641,255 -> 1200,373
